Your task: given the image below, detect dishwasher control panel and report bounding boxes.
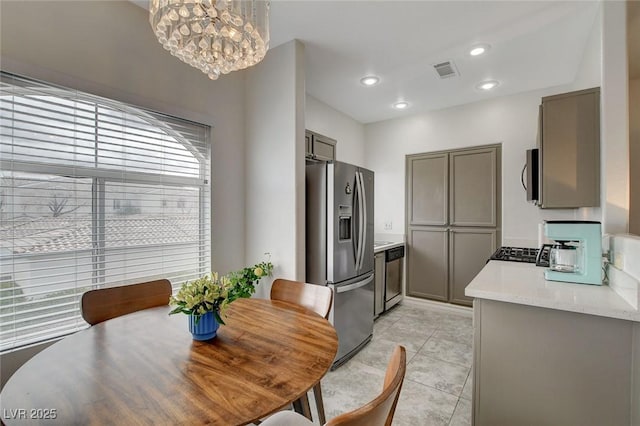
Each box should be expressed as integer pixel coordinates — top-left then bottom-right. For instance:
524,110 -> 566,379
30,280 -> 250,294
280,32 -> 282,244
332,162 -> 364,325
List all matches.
385,246 -> 405,262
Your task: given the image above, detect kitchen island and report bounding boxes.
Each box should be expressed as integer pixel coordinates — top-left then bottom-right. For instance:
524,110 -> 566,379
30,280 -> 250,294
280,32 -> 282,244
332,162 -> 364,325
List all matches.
466,261 -> 640,426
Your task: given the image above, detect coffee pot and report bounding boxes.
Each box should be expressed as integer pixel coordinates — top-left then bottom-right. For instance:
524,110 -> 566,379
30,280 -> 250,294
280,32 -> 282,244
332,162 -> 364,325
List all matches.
543,221 -> 601,285
548,242 -> 581,273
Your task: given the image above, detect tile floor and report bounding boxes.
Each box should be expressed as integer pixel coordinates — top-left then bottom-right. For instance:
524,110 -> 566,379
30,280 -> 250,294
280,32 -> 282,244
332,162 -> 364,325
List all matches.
309,301 -> 473,425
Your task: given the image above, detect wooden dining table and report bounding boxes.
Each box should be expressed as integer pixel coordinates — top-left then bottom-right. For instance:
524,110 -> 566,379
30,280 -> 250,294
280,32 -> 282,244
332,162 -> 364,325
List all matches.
0,298 -> 339,425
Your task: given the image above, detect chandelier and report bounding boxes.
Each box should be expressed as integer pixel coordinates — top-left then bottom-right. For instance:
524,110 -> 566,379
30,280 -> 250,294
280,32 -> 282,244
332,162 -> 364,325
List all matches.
149,0 -> 270,80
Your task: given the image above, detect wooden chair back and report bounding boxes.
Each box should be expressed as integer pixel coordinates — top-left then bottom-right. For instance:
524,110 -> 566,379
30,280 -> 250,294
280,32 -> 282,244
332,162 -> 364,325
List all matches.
81,279 -> 172,325
326,345 -> 407,426
270,278 -> 333,319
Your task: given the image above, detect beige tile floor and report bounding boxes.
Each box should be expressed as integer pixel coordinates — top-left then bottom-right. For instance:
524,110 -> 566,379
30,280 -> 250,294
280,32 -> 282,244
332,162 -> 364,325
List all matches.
309,301 -> 473,426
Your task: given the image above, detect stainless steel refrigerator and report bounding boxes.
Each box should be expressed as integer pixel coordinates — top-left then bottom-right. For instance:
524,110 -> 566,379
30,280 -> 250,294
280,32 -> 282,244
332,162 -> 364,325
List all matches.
306,161 -> 374,369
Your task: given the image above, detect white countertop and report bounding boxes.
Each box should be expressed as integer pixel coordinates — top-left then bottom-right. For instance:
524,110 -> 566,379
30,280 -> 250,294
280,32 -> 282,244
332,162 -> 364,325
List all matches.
465,261 -> 640,322
374,241 -> 404,253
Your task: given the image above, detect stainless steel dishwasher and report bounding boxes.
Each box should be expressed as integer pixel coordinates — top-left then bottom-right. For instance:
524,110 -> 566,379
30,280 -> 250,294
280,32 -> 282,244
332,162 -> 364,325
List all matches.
374,252 -> 385,318
385,246 -> 404,310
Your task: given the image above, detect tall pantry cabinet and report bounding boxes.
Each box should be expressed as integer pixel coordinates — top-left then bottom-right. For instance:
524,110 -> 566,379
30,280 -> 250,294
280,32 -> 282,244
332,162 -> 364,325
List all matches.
406,145 -> 501,306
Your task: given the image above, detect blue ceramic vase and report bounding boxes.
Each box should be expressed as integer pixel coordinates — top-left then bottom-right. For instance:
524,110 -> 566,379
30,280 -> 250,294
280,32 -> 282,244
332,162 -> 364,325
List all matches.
189,311 -> 220,341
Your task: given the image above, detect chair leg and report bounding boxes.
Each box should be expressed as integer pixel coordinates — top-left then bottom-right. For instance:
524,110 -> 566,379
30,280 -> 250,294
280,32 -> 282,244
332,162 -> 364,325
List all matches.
292,393 -> 313,421
313,382 -> 326,425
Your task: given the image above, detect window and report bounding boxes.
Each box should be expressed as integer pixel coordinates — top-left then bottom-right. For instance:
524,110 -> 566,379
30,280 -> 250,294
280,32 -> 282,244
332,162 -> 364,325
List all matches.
0,72 -> 211,351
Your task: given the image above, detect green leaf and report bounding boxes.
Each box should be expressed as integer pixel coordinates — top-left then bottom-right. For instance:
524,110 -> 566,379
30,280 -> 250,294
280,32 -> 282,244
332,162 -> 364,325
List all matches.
168,256 -> 274,322
214,310 -> 226,326
169,306 -> 185,315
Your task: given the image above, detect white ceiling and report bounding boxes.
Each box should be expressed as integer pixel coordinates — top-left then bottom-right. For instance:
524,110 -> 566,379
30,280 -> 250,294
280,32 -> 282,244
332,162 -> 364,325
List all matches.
135,1 -> 601,124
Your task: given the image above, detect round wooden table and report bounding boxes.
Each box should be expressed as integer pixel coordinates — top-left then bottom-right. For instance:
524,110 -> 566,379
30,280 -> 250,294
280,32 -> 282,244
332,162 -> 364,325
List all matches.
1,298 -> 338,425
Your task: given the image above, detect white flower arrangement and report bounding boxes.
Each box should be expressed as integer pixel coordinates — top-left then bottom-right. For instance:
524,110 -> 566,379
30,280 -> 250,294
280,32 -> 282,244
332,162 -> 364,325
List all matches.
169,255 -> 274,325
169,272 -> 233,324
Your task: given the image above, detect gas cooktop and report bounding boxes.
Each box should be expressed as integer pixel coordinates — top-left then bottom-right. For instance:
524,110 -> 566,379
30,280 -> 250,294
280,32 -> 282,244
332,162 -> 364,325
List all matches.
489,246 -> 550,267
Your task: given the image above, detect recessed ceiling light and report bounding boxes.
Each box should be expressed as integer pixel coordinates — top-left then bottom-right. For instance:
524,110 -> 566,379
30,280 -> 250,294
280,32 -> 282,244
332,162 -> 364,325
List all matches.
476,80 -> 500,91
393,101 -> 409,110
470,44 -> 491,57
360,75 -> 380,86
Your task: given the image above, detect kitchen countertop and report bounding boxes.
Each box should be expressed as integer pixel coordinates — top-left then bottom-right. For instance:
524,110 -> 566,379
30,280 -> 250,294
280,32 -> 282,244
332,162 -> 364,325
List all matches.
465,260 -> 640,322
374,241 -> 404,253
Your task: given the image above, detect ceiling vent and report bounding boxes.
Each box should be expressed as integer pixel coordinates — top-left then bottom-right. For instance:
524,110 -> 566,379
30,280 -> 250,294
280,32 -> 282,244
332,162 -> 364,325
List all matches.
433,61 -> 459,79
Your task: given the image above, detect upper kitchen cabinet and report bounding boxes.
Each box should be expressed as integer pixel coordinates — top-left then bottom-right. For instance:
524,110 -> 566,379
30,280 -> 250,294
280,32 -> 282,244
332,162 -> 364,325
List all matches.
450,147 -> 498,227
539,87 -> 600,208
407,153 -> 448,226
305,129 -> 336,161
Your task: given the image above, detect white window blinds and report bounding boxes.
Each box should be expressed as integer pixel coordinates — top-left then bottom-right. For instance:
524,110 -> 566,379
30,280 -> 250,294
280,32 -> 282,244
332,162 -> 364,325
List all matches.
0,72 -> 211,351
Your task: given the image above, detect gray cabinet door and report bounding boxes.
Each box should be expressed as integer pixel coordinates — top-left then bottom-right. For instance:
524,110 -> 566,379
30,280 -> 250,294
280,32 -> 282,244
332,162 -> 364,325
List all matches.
449,228 -> 496,306
407,227 -> 448,301
313,133 -> 336,161
449,147 -> 498,227
305,130 -> 337,161
540,87 -> 600,208
406,145 -> 500,305
407,153 -> 448,226
473,300 -> 633,426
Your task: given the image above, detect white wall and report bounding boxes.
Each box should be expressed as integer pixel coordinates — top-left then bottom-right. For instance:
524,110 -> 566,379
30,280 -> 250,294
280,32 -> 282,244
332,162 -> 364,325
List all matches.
601,1 -> 630,235
0,0 -> 246,275
365,88 -> 598,247
0,0 -> 247,385
563,4 -> 603,228
556,2 -> 640,234
364,8 -> 608,247
630,1 -> 640,237
569,4 -> 602,91
245,40 -> 305,298
630,79 -> 640,235
305,94 -> 366,166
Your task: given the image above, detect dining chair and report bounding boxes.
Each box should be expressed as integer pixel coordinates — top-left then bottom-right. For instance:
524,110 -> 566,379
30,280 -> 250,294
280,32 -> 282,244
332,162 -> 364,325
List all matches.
81,279 -> 172,326
270,278 -> 334,423
270,278 -> 333,319
260,345 -> 407,426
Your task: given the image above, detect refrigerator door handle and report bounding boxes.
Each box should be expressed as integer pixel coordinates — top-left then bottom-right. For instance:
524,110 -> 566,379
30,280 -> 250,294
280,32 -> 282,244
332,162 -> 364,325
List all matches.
353,173 -> 361,271
358,171 -> 367,271
355,171 -> 365,271
335,274 -> 374,293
